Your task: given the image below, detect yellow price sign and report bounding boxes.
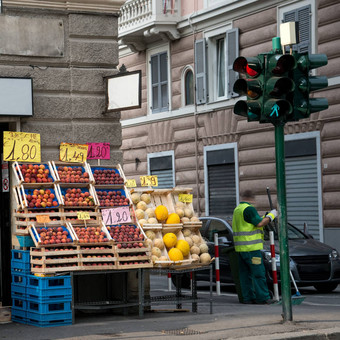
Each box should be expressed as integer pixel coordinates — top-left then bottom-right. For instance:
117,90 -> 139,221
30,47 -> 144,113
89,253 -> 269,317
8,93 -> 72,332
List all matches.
140,175 -> 158,187
125,179 -> 137,188
77,211 -> 90,220
59,143 -> 88,163
36,215 -> 51,223
179,194 -> 193,203
3,131 -> 41,163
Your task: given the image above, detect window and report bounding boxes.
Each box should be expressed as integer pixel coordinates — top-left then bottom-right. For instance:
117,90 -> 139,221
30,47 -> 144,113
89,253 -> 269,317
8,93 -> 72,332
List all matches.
184,67 -> 194,106
150,50 -> 169,113
195,28 -> 239,104
148,151 -> 175,188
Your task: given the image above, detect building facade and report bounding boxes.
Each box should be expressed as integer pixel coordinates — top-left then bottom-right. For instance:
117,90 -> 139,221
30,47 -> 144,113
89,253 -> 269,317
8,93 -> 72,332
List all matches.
118,0 -> 340,249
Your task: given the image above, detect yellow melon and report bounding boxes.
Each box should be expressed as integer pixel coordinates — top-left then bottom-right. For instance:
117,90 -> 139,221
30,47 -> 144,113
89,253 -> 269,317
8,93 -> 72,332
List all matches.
168,248 -> 184,262
155,205 -> 168,221
163,232 -> 177,248
166,213 -> 181,224
175,239 -> 190,257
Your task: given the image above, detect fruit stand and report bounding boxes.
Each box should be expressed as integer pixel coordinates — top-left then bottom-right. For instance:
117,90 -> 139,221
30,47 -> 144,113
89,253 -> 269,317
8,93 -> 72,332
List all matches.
10,161 -> 213,326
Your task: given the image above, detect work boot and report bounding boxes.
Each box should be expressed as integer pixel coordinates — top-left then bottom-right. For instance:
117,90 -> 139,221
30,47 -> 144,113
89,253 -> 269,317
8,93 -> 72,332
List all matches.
255,299 -> 277,305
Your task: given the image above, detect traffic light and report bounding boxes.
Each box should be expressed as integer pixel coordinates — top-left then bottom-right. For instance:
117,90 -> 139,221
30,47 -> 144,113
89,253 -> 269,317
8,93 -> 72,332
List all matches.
291,53 -> 328,121
232,55 -> 265,122
262,53 -> 296,124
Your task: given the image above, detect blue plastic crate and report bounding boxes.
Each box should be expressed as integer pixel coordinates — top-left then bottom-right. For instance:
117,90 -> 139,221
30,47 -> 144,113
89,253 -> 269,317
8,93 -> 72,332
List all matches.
12,297 -> 27,311
11,284 -> 26,298
11,249 -> 30,263
26,298 -> 71,314
26,286 -> 72,301
26,311 -> 72,327
26,275 -> 71,291
16,235 -> 35,248
12,273 -> 28,286
11,307 -> 27,324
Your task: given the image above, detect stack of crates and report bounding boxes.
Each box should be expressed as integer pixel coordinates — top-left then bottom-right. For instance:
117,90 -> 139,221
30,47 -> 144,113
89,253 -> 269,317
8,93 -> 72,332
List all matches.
11,250 -> 72,327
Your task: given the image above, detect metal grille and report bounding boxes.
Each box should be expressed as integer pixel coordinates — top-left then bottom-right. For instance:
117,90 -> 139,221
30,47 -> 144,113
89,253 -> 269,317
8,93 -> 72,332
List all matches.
291,255 -> 329,265
162,328 -> 204,335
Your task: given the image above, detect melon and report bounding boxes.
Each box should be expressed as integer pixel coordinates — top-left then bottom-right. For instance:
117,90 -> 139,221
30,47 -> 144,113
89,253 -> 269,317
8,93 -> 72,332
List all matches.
199,243 -> 209,254
155,205 -> 168,221
200,253 -> 211,264
145,238 -> 153,248
175,201 -> 185,209
131,192 -> 140,204
168,248 -> 184,262
175,208 -> 184,218
190,245 -> 200,255
185,236 -> 193,247
147,218 -> 158,224
136,201 -> 147,211
145,230 -> 156,240
159,255 -> 168,267
163,232 -> 177,248
184,208 -> 193,218
190,216 -> 200,222
175,239 -> 190,257
191,253 -> 200,262
192,235 -> 201,244
166,213 -> 181,224
183,229 -> 191,237
140,193 -> 151,204
151,255 -> 159,263
154,238 -> 164,250
145,208 -> 155,218
152,247 -> 162,258
135,209 -> 145,220
138,219 -> 147,227
181,217 -> 190,223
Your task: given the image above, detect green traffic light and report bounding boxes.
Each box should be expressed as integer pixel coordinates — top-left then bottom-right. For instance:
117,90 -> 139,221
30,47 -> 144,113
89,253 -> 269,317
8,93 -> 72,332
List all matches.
234,100 -> 261,121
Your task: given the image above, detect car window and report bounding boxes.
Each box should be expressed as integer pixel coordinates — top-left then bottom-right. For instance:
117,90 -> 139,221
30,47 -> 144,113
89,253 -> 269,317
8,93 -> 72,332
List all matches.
206,220 -> 233,242
263,222 -> 307,241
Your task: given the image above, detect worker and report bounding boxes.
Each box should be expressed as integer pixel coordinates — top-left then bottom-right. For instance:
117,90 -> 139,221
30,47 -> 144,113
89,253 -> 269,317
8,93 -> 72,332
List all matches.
232,189 -> 277,304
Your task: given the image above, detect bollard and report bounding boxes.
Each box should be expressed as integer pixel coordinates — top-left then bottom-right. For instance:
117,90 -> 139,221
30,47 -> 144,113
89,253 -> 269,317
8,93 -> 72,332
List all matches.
269,231 -> 279,301
214,233 -> 221,295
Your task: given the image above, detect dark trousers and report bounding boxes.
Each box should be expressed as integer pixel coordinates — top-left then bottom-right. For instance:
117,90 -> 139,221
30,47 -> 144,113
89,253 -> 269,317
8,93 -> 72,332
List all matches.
237,250 -> 271,303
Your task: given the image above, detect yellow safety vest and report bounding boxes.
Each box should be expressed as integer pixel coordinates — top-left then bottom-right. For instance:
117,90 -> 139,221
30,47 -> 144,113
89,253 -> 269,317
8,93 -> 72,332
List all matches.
232,203 -> 263,252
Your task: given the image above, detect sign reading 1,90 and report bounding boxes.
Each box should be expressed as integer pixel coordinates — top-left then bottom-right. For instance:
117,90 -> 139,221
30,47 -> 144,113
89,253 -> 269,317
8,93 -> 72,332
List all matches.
59,143 -> 88,163
140,175 -> 158,187
3,131 -> 41,163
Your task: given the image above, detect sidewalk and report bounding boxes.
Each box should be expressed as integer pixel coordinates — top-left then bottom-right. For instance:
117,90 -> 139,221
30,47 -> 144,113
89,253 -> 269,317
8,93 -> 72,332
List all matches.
1,293 -> 340,340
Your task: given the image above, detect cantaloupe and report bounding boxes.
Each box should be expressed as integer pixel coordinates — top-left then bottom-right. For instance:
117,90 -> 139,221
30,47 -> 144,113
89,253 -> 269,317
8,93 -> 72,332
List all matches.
138,219 -> 147,227
185,236 -> 193,247
145,238 -> 153,248
145,208 -> 155,218
140,193 -> 151,204
191,216 -> 200,222
199,243 -> 209,254
192,235 -> 201,244
175,201 -> 185,209
154,238 -> 164,250
175,208 -> 184,218
151,255 -> 159,263
135,209 -> 145,220
184,208 -> 193,218
136,201 -> 147,211
190,245 -> 200,255
131,193 -> 140,204
152,247 -> 162,258
147,218 -> 158,224
183,229 -> 191,237
145,230 -> 156,240
181,217 -> 190,223
159,255 -> 168,267
191,253 -> 200,262
200,253 -> 211,264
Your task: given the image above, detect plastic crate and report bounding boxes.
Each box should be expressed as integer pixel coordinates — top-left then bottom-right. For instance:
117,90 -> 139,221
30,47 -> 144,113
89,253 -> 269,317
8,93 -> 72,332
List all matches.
26,297 -> 71,314
12,297 -> 27,311
26,275 -> 71,291
16,235 -> 35,248
26,286 -> 72,301
12,249 -> 30,263
26,311 -> 72,327
11,307 -> 27,324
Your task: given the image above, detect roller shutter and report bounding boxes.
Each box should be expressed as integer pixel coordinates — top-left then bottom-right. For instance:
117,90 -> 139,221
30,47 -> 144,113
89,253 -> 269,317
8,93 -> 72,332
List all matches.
149,155 -> 174,189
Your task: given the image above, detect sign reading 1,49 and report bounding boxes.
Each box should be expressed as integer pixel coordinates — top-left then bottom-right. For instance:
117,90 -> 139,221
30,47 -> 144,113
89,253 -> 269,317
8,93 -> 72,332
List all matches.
59,143 -> 88,163
3,131 -> 41,163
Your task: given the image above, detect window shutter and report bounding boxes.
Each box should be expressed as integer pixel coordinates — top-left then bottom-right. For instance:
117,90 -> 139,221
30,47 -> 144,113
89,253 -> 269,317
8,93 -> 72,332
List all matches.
151,52 -> 168,113
283,5 -> 311,54
195,39 -> 207,105
151,55 -> 159,112
226,28 -> 239,98
159,52 -> 169,110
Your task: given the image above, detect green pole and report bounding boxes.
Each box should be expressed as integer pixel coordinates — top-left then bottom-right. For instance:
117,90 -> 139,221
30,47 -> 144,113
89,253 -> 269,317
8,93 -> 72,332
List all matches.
275,125 -> 292,321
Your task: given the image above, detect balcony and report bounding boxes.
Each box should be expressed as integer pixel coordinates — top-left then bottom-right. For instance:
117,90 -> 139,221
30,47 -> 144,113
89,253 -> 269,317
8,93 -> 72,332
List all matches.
118,0 -> 181,51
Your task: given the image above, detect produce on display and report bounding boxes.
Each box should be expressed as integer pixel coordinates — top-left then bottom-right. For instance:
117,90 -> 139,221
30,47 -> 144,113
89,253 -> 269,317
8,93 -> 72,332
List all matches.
155,205 -> 168,222
200,253 -> 212,264
25,188 -> 59,208
175,239 -> 190,256
73,226 -> 110,243
163,232 -> 177,248
62,188 -> 95,207
19,163 -> 54,183
168,248 -> 184,262
93,168 -> 124,185
166,213 -> 180,224
34,226 -> 73,245
140,193 -> 151,204
96,189 -> 129,207
57,166 -> 90,183
107,224 -> 144,249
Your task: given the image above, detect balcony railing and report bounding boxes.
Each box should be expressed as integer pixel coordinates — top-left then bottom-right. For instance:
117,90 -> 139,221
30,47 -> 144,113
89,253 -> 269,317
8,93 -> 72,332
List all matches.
119,0 -> 180,45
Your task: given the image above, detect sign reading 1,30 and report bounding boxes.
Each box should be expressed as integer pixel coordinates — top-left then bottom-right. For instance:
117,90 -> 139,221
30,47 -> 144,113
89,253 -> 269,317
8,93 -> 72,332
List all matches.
3,131 -> 41,163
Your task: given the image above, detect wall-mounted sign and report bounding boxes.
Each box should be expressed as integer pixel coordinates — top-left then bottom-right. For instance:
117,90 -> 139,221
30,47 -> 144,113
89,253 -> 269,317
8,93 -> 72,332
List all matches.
86,142 -> 110,160
59,143 -> 88,163
101,206 -> 131,225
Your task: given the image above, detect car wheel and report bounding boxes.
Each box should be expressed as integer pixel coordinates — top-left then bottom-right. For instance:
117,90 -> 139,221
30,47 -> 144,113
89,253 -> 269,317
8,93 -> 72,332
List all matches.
313,283 -> 338,293
171,273 -> 191,289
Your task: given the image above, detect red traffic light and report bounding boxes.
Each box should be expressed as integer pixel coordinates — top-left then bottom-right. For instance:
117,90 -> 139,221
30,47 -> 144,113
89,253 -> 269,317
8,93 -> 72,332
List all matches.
233,57 -> 262,77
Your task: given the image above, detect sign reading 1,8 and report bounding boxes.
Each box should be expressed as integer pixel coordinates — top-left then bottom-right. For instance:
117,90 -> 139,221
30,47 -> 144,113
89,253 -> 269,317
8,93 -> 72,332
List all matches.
59,143 -> 88,163
140,175 -> 158,187
3,131 -> 41,163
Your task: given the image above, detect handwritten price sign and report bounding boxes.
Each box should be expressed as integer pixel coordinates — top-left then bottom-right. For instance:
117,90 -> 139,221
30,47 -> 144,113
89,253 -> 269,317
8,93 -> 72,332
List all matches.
59,143 -> 88,163
3,131 -> 41,163
77,211 -> 90,220
86,143 -> 110,160
36,215 -> 51,223
125,179 -> 137,188
101,206 -> 131,225
179,194 -> 193,203
140,175 -> 158,187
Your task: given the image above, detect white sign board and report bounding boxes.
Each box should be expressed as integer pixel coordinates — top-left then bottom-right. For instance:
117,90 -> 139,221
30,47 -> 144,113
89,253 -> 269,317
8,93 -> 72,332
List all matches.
0,78 -> 33,116
105,70 -> 141,112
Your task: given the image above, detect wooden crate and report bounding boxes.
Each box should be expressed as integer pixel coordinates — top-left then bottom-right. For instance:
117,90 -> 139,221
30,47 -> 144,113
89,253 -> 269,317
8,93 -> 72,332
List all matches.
115,244 -> 153,269
30,245 -> 81,274
51,161 -> 94,184
58,184 -> 99,207
61,207 -> 101,225
79,244 -> 117,270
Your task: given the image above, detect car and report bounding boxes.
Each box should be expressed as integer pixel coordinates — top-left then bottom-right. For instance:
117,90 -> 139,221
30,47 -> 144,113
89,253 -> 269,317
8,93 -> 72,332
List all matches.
172,216 -> 340,293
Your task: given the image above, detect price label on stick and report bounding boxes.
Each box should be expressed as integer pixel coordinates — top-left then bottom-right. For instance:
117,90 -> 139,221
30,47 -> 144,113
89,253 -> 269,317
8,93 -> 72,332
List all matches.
140,175 -> 158,187
3,131 -> 41,163
77,211 -> 90,220
86,143 -> 110,160
36,215 -> 51,224
59,143 -> 88,163
126,179 -> 137,188
179,194 -> 193,203
101,206 -> 131,225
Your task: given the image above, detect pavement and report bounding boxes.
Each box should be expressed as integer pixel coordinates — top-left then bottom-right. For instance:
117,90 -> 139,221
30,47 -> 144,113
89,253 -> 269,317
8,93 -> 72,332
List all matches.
1,288 -> 340,340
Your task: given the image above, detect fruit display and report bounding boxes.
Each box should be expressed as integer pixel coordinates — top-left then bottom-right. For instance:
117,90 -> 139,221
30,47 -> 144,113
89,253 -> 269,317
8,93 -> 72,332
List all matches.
14,163 -> 54,184
92,167 -> 124,185
30,225 -> 74,246
24,188 -> 59,209
106,224 -> 145,248
56,165 -> 90,184
96,189 -> 130,207
72,225 -> 111,244
60,187 -> 97,207
182,227 -> 210,263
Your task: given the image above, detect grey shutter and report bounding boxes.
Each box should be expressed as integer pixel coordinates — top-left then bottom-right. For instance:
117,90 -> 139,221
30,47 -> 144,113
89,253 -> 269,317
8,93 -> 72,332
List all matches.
151,52 -> 168,113
195,39 -> 207,104
150,169 -> 174,189
283,5 -> 311,54
227,28 -> 239,98
160,52 -> 169,110
285,155 -> 320,240
208,164 -> 236,218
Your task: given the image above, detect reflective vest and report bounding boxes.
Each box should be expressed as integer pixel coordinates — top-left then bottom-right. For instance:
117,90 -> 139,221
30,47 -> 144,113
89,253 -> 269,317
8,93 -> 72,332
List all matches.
232,203 -> 263,252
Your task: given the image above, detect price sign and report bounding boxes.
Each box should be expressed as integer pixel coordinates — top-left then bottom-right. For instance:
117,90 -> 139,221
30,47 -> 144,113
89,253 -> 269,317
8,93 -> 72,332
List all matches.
59,143 -> 88,163
77,211 -> 90,220
125,179 -> 137,188
101,206 -> 131,225
86,143 -> 110,160
179,194 -> 193,203
140,175 -> 158,187
3,131 -> 41,163
36,215 -> 51,223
